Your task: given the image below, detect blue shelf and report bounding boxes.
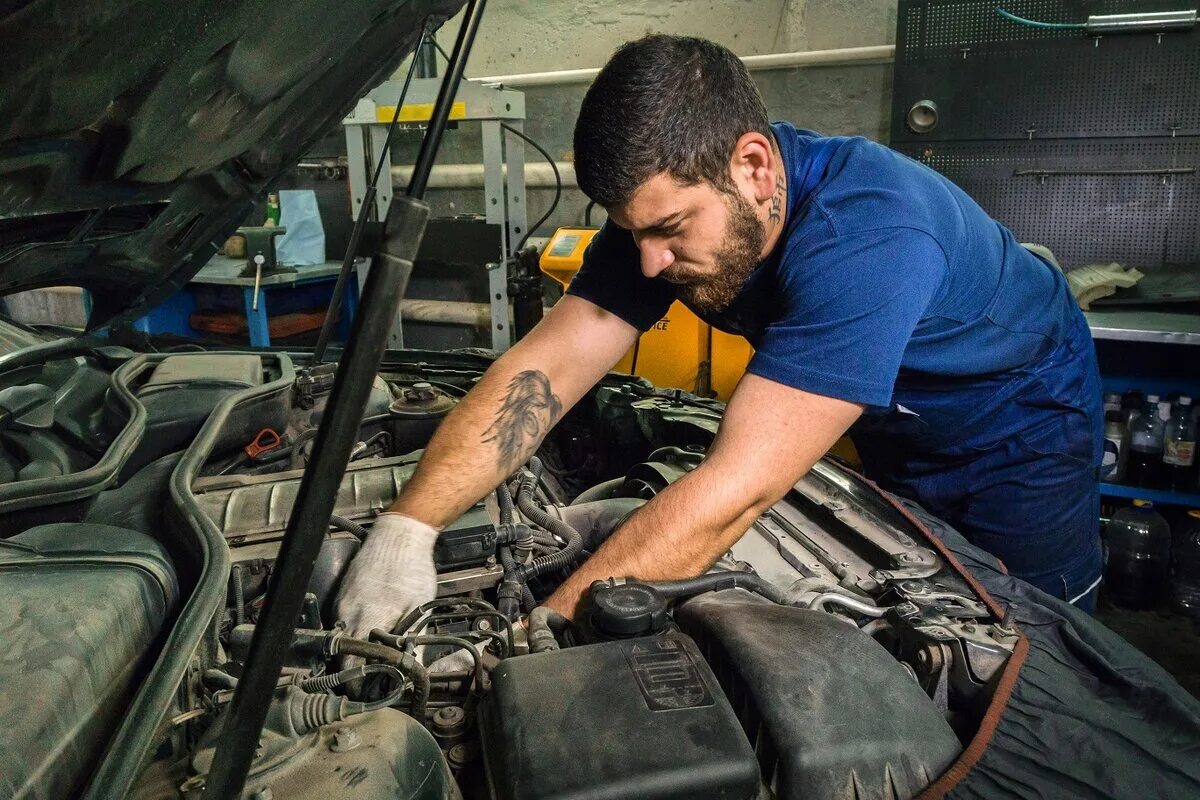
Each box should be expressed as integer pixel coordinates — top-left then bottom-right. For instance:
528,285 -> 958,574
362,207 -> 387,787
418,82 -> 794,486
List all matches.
1100,482 -> 1200,508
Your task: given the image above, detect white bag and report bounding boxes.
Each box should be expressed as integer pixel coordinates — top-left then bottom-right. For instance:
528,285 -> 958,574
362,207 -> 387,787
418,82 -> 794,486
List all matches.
276,189 -> 326,266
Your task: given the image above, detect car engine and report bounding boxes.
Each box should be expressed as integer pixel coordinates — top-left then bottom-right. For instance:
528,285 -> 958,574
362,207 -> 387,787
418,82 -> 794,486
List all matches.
0,346 -> 1019,800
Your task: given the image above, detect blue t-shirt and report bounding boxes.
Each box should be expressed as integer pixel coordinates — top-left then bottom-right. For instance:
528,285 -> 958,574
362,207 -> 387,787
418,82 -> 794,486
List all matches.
567,123 -> 1084,448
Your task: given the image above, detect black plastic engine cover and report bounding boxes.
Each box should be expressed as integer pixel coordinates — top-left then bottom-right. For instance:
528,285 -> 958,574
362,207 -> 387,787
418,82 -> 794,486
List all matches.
479,631 -> 759,800
433,503 -> 496,570
675,592 -> 961,800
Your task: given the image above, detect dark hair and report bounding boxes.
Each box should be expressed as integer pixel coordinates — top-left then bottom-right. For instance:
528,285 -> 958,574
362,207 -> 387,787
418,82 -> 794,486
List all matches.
573,34 -> 771,208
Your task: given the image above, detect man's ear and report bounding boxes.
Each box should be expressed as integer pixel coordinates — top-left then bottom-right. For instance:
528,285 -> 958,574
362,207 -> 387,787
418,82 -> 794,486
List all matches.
730,131 -> 777,204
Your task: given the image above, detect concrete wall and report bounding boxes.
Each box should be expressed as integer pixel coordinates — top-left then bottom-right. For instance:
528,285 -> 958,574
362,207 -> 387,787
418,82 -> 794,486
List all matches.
401,0 -> 899,236
448,0 -> 897,74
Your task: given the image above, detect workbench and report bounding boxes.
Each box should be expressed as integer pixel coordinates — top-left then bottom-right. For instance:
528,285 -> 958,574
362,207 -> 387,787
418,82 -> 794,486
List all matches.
133,256 -> 363,348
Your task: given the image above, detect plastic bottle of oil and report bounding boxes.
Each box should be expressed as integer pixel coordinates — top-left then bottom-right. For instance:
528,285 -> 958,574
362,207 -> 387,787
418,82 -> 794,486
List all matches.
1170,510 -> 1200,618
1163,397 -> 1197,491
1103,499 -> 1171,609
1126,396 -> 1165,488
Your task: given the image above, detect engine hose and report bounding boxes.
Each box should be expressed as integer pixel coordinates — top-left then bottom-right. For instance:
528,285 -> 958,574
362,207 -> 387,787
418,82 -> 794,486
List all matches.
641,571 -> 788,605
556,498 -> 645,551
229,565 -> 247,627
329,514 -> 368,539
531,531 -> 562,547
202,669 -> 240,691
806,592 -> 886,618
498,482 -> 535,560
375,631 -> 486,694
335,636 -> 430,720
527,606 -> 569,654
497,546 -> 524,621
497,481 -> 515,524
301,663 -> 407,714
521,584 -> 536,612
569,477 -> 625,505
515,472 -> 583,581
299,662 -> 391,693
289,428 -> 319,469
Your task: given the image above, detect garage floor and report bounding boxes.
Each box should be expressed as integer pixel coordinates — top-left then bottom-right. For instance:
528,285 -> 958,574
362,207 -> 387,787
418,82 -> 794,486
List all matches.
1097,597 -> 1200,698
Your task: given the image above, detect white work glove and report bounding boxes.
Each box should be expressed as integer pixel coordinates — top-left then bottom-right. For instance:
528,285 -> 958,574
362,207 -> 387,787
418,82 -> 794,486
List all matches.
335,513 -> 440,640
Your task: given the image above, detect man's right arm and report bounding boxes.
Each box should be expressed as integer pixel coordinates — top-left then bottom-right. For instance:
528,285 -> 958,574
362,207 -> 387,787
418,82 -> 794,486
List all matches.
389,294 -> 638,525
335,295 -> 638,636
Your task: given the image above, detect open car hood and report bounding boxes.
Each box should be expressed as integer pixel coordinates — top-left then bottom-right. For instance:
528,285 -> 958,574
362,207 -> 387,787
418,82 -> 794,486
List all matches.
0,0 -> 463,329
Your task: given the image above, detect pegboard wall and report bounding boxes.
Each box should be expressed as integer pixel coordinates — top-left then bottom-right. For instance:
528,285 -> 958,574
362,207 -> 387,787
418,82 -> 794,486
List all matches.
891,0 -> 1200,268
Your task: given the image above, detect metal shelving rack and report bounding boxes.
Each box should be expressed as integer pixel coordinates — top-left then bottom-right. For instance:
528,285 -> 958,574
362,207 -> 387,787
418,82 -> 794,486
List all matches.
1100,482 -> 1200,507
343,78 -> 527,351
1085,309 -> 1200,346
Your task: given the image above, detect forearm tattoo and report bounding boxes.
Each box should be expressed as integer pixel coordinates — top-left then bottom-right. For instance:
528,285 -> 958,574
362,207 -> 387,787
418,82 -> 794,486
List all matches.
768,172 -> 785,228
481,370 -> 563,472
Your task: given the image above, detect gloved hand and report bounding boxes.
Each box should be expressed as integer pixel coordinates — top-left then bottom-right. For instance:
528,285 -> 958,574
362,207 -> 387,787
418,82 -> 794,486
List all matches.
335,512 -> 440,639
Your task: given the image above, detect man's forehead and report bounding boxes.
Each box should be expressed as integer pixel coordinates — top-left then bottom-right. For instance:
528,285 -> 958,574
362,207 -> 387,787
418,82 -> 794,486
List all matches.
611,174 -> 704,230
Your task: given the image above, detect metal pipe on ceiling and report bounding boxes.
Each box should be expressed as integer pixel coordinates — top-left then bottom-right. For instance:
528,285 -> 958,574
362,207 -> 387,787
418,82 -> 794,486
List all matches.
391,161 -> 575,189
471,43 -> 895,88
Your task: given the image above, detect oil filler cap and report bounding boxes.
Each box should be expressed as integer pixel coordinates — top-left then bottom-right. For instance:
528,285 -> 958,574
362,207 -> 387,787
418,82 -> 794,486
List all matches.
590,581 -> 669,637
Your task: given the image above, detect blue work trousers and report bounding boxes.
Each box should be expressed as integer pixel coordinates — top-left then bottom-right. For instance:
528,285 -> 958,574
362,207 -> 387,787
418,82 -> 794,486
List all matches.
853,314 -> 1104,611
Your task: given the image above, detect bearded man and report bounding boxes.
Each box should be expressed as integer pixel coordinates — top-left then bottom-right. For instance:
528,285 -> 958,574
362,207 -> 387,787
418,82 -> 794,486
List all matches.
337,34 -> 1104,635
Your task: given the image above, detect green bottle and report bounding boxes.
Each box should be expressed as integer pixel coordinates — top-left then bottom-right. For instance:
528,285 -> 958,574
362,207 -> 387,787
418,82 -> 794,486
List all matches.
265,193 -> 281,227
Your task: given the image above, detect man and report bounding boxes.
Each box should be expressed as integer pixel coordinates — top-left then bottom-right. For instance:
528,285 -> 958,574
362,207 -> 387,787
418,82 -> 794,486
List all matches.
337,34 -> 1103,637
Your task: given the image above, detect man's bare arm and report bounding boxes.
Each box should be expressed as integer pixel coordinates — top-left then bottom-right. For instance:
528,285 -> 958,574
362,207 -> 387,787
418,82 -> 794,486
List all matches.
389,295 -> 638,528
543,373 -> 863,618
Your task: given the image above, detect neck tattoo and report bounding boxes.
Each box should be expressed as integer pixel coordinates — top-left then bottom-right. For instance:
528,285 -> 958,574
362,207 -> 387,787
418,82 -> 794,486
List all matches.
767,172 -> 785,229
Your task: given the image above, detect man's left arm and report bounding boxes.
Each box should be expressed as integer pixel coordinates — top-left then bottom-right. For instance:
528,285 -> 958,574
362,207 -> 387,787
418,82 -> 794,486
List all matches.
543,373 -> 863,618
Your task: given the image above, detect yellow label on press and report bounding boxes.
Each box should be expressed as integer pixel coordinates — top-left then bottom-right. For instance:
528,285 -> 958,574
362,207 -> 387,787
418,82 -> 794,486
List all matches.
375,101 -> 467,123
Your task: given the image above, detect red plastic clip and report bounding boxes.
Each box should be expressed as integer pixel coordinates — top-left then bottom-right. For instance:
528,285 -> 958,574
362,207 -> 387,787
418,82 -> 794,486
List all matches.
244,428 -> 283,459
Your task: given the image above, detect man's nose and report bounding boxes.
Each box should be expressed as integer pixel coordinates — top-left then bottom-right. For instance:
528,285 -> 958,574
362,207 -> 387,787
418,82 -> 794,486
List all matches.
639,241 -> 674,279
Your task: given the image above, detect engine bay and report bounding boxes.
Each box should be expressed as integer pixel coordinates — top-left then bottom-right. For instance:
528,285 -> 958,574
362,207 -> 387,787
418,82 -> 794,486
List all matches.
0,347 -> 1019,799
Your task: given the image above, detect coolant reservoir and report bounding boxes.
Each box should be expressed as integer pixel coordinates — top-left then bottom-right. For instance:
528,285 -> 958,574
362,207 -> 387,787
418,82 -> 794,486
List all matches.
1104,499 -> 1172,609
388,381 -> 458,453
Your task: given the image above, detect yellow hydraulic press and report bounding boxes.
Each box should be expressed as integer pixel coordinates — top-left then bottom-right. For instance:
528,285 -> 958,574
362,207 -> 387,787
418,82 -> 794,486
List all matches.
540,227 -> 752,402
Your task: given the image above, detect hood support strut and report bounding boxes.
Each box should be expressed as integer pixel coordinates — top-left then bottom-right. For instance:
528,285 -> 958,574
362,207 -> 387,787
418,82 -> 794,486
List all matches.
202,2 -> 487,796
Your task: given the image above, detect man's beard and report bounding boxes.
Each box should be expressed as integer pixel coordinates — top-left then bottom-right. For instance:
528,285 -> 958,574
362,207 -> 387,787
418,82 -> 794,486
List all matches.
673,190 -> 765,315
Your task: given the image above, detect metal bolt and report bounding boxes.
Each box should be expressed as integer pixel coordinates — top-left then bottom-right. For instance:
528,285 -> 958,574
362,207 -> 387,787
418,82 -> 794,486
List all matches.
963,624 -> 976,633
331,726 -> 362,752
447,743 -> 474,770
252,789 -> 274,800
476,618 -> 493,631
434,706 -> 466,731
